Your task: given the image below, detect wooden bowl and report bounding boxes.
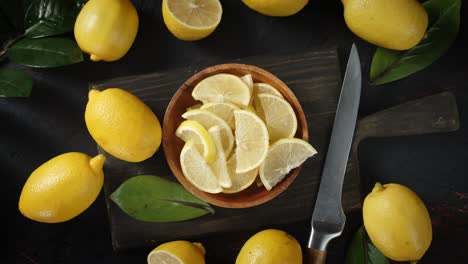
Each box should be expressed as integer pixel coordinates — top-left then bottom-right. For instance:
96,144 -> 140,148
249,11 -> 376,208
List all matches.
163,63 -> 308,208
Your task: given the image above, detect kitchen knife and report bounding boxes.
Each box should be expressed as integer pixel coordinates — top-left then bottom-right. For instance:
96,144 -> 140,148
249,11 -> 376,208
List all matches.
306,43 -> 361,263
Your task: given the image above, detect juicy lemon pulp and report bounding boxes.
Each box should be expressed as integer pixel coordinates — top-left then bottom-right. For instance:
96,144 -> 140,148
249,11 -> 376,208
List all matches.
176,72 -> 317,194
162,0 -> 223,41
180,140 -> 222,193
147,240 -> 206,264
176,119 -> 217,164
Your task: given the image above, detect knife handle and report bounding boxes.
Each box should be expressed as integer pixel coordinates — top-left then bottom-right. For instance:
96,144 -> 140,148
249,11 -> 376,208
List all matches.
305,248 -> 327,264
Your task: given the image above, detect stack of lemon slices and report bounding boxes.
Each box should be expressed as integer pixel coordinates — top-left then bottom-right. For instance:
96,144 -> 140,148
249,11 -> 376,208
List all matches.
175,73 -> 317,194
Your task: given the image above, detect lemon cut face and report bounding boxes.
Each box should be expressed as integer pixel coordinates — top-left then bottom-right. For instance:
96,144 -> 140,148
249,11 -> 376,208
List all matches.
260,138 -> 317,190
192,73 -> 251,106
234,110 -> 269,173
182,109 -> 234,156
176,119 -> 217,164
256,93 -> 298,142
147,240 -> 206,264
180,140 -> 222,194
162,0 -> 223,41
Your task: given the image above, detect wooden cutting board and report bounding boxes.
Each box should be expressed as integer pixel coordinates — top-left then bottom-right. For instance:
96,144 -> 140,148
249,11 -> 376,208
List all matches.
90,48 -> 459,252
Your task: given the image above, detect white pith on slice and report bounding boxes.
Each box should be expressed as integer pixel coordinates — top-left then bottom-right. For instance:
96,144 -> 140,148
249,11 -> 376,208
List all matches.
208,126 -> 232,188
182,109 -> 234,156
260,138 -> 317,191
180,140 -> 222,194
234,110 -> 269,173
192,73 -> 251,106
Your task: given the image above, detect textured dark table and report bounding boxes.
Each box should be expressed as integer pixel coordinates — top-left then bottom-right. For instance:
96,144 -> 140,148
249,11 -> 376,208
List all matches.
4,0 -> 467,263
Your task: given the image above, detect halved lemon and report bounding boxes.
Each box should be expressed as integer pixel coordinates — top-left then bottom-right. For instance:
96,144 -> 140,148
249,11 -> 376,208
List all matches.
182,109 -> 234,155
180,140 -> 222,193
222,152 -> 258,194
260,138 -> 317,190
147,240 -> 206,264
192,73 -> 251,106
175,119 -> 216,164
200,102 -> 240,129
162,0 -> 223,41
234,110 -> 269,173
256,93 -> 298,142
208,126 -> 232,188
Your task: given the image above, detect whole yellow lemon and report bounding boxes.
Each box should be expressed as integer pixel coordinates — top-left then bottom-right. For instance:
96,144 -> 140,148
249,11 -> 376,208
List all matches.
18,152 -> 105,223
147,240 -> 206,264
85,88 -> 162,163
363,182 -> 432,262
242,0 -> 309,17
342,0 -> 428,50
74,0 -> 139,61
236,229 -> 302,264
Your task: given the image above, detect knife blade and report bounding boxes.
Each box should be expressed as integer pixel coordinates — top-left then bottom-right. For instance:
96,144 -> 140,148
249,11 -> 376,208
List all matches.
306,43 -> 361,263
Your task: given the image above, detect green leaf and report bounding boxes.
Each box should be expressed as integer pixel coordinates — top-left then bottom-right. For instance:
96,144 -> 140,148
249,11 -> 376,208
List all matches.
110,175 -> 214,222
0,69 -> 33,97
8,37 -> 83,67
345,226 -> 390,264
24,0 -> 85,38
370,0 -> 461,85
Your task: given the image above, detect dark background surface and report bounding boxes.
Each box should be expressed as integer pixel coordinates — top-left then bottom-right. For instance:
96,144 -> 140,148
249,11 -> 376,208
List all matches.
4,0 -> 467,263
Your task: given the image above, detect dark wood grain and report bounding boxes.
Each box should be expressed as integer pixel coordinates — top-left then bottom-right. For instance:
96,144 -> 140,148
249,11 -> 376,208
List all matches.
352,91 -> 460,198
163,63 -> 308,208
91,48 -> 347,251
304,248 -> 327,264
90,48 -> 460,252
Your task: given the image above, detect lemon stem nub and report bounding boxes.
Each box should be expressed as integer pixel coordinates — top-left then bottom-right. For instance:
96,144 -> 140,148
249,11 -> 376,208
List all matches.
90,54 -> 101,62
192,242 -> 206,255
372,182 -> 384,193
88,89 -> 100,100
90,154 -> 106,171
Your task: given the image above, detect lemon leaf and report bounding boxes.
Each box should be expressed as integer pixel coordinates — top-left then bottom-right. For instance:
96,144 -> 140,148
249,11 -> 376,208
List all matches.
8,37 -> 83,67
24,0 -> 86,38
110,175 -> 214,222
345,226 -> 390,264
370,0 -> 461,85
0,69 -> 32,97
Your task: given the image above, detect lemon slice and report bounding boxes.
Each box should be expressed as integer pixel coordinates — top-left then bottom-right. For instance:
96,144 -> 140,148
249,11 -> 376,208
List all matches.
256,93 -> 298,142
260,138 -> 317,190
241,74 -> 254,94
186,103 -> 202,111
234,110 -> 269,173
175,120 -> 216,164
182,109 -> 234,155
192,73 -> 251,106
253,83 -> 283,98
162,0 -> 223,41
180,140 -> 222,193
222,152 -> 258,194
208,126 -> 232,188
200,102 -> 240,129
